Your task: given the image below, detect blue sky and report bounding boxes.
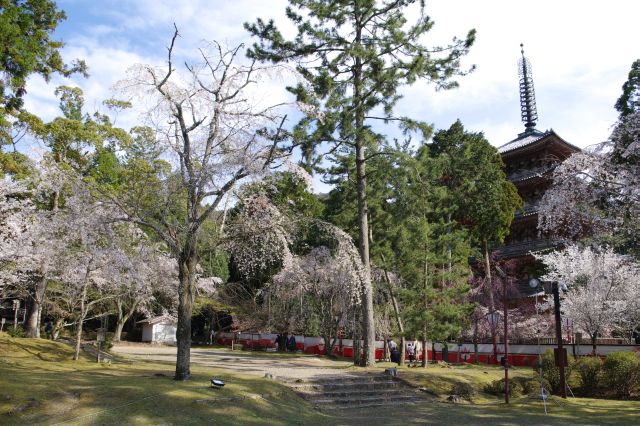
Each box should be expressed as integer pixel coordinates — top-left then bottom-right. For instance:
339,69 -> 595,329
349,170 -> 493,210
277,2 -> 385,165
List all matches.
23,0 -> 640,159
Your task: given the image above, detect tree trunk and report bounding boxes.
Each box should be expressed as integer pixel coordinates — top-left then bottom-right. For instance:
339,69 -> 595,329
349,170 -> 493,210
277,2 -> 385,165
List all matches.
74,281 -> 89,361
422,244 -> 429,368
447,212 -> 452,282
421,337 -> 427,367
114,300 -> 124,342
175,253 -> 196,380
442,343 -> 449,363
483,241 -> 497,363
353,7 -> 375,367
25,277 -> 47,338
380,255 -> 405,367
399,336 -> 406,366
53,318 -> 64,340
113,300 -> 138,342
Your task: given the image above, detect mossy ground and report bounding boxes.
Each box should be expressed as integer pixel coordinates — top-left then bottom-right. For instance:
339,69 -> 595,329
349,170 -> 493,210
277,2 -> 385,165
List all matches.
0,334 -> 330,425
1,334 -> 639,425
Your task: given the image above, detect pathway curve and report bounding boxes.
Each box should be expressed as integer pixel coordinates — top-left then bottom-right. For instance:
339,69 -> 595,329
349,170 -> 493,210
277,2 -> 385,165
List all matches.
112,344 -> 358,381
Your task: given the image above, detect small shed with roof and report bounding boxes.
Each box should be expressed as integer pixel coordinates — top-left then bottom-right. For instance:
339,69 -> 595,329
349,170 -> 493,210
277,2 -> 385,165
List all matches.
137,315 -> 177,344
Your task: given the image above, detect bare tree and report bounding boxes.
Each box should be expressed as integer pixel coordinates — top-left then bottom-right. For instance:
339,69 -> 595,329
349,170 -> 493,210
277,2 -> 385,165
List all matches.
112,28 -> 291,379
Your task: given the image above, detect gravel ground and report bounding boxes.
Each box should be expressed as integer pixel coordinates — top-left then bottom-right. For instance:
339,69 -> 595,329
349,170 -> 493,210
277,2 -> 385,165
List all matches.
112,344 -> 357,381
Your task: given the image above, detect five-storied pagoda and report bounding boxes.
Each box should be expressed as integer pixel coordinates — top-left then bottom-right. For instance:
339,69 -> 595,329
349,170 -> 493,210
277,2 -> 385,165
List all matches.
498,45 -> 580,280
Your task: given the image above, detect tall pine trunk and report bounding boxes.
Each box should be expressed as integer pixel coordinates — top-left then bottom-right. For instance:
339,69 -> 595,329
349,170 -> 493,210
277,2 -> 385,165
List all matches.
421,242 -> 429,368
175,250 -> 196,380
25,277 -> 47,338
353,25 -> 376,365
380,254 -> 405,366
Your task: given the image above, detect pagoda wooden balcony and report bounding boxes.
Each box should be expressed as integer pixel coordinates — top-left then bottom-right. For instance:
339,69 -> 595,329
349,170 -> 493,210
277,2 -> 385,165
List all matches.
506,164 -> 556,183
498,238 -> 556,258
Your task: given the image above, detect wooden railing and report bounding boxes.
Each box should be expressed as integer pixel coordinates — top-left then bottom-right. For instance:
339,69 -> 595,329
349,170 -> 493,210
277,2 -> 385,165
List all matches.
498,238 -> 555,258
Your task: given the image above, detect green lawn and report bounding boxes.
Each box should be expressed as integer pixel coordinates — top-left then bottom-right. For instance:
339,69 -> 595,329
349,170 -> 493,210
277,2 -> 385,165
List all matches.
348,362 -> 640,425
0,334 -> 330,425
1,334 -> 639,425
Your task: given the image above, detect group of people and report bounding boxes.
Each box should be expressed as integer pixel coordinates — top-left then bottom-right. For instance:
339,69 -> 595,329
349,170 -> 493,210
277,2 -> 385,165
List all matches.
387,339 -> 421,367
275,332 -> 297,352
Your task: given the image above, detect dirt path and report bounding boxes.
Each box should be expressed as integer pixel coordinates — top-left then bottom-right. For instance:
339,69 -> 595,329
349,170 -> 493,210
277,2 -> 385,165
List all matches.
112,344 -> 357,381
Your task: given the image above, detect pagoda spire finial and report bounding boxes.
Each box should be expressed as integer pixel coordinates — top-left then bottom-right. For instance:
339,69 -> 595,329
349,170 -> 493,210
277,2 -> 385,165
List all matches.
518,44 -> 538,133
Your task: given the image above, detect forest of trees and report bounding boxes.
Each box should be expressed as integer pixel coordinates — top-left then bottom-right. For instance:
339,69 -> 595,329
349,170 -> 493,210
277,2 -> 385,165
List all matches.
1,0 -> 639,381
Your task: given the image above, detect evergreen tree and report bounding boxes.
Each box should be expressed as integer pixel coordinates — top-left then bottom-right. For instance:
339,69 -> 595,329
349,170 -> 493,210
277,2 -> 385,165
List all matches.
0,0 -> 87,177
246,0 -> 475,365
615,59 -> 640,118
429,122 -> 520,360
391,143 -> 472,366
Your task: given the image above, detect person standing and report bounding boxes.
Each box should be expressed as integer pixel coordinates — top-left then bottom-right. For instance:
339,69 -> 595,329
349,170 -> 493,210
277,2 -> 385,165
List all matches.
407,339 -> 416,367
44,319 -> 54,340
286,333 -> 297,352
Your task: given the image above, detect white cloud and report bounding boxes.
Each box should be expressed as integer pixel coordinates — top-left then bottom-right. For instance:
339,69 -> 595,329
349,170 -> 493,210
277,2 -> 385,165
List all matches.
23,0 -> 640,161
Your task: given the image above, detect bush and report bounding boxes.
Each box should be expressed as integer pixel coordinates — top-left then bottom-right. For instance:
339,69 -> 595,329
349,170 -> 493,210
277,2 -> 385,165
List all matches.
602,352 -> 640,399
484,375 -> 551,399
575,356 -> 602,396
103,333 -> 114,351
518,376 -> 551,395
450,382 -> 475,400
484,378 -> 518,397
534,349 -> 575,395
6,325 -> 25,338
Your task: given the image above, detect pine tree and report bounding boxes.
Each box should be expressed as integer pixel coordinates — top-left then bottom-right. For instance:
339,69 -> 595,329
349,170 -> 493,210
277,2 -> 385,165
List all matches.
246,0 -> 475,365
615,59 -> 640,118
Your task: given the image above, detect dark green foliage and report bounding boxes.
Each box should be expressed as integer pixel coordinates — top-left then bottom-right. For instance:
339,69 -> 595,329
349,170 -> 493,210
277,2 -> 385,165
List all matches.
0,0 -> 87,113
0,150 -> 31,179
246,1 -> 476,165
6,324 -> 25,338
429,120 -> 521,247
615,59 -> 640,118
602,351 -> 640,399
575,356 -> 603,396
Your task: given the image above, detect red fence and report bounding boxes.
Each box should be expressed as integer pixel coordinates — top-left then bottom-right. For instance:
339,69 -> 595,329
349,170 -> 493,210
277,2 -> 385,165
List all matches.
216,332 -> 640,366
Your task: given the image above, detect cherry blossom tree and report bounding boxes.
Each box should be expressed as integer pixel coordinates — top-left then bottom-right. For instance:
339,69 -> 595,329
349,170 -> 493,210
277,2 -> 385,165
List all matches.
225,193 -> 365,350
539,112 -> 640,251
109,236 -> 178,342
536,245 -> 640,352
110,28 -> 293,379
0,162 -> 71,337
0,179 -> 34,291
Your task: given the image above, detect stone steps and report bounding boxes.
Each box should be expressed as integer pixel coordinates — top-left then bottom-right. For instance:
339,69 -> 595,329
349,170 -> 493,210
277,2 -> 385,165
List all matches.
286,373 -> 429,411
290,381 -> 405,392
312,393 -> 423,406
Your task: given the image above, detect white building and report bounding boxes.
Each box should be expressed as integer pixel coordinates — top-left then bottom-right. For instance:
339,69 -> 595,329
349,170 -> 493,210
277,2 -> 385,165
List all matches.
137,316 -> 177,344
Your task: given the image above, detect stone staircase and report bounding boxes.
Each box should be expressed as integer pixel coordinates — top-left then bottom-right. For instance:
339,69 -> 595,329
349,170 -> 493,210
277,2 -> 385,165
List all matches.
285,373 -> 429,411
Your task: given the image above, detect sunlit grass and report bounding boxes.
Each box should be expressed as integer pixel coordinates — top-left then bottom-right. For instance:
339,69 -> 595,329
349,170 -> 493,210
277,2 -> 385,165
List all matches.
1,333 -> 639,425
0,333 -> 330,425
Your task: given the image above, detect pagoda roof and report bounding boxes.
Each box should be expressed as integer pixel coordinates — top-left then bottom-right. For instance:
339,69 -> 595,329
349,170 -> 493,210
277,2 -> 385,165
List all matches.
498,128 -> 580,157
498,129 -> 547,154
